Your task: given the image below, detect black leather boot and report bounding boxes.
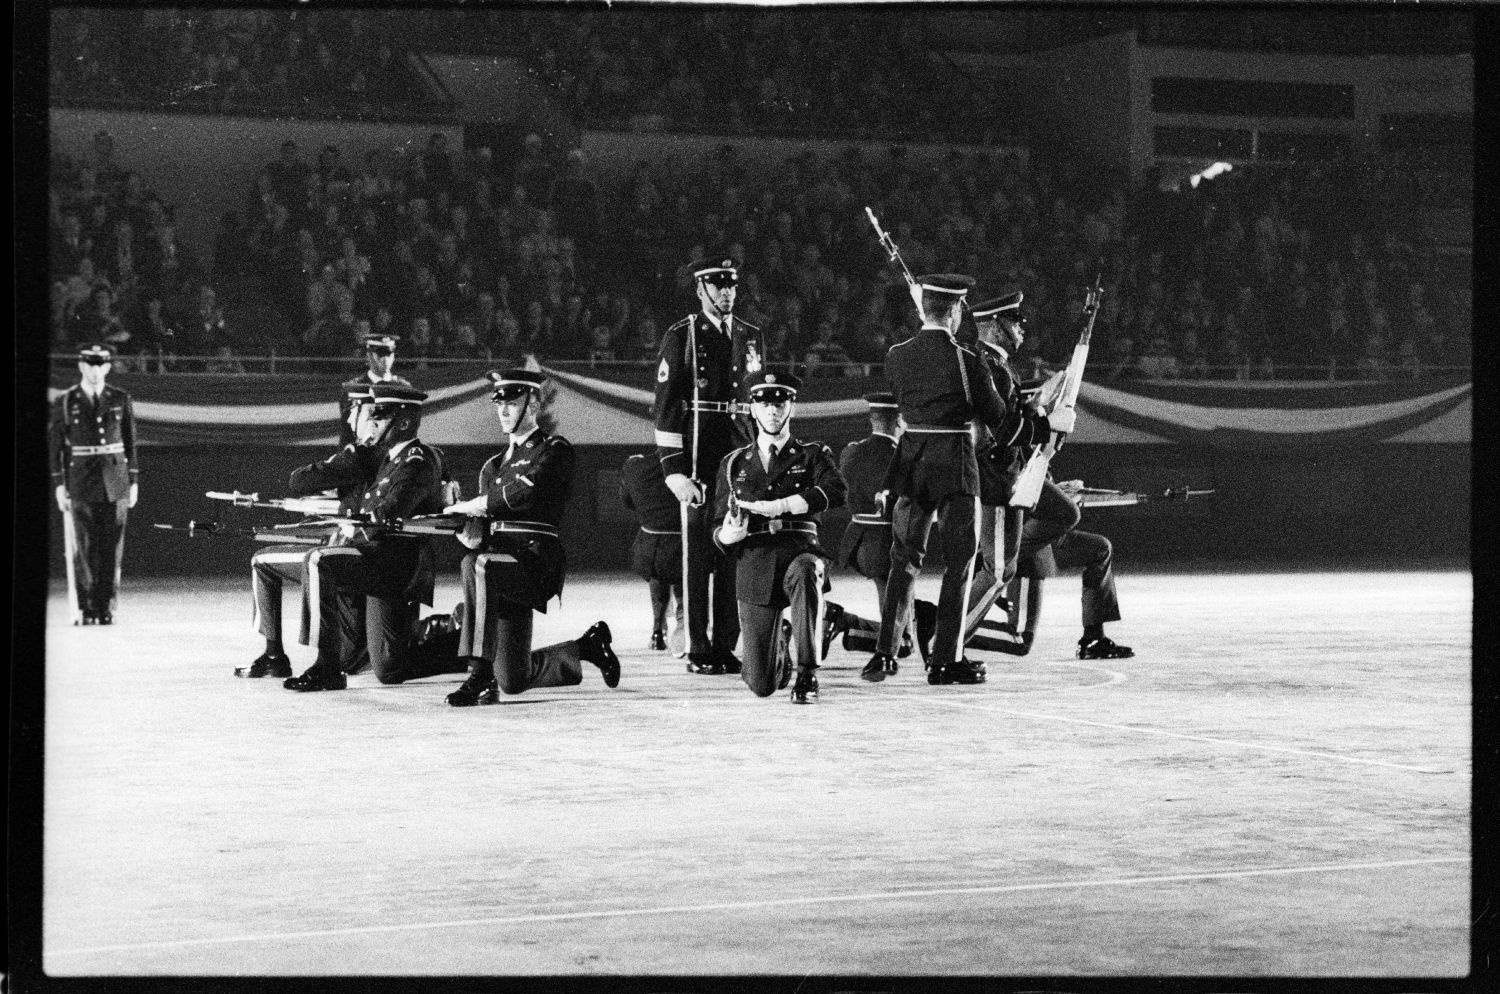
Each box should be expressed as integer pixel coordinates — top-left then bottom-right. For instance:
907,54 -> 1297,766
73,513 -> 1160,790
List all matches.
580,622 -> 621,688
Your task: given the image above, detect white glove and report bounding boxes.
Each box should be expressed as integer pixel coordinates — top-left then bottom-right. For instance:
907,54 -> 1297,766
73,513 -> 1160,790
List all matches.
129,482 -> 139,509
665,473 -> 703,506
55,485 -> 70,513
716,508 -> 749,545
907,281 -> 924,319
444,498 -> 486,518
1048,407 -> 1076,435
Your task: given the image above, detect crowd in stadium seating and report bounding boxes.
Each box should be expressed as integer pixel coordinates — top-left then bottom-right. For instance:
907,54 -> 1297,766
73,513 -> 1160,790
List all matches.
47,8 -> 1468,381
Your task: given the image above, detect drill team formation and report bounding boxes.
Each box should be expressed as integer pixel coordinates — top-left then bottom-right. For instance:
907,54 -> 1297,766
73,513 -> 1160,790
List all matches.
57,215 -> 1194,707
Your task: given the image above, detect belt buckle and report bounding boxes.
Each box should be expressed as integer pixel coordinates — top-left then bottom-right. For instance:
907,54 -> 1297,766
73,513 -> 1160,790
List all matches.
768,520 -> 782,534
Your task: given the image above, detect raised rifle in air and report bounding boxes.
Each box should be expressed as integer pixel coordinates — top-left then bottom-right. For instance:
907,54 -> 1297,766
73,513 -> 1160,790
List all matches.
1055,480 -> 1217,508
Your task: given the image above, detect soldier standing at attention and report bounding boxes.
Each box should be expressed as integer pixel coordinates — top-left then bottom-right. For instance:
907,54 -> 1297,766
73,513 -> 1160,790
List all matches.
653,254 -> 766,676
867,274 -> 1029,687
338,332 -> 412,447
443,369 -> 620,707
713,372 -> 847,704
50,343 -> 138,625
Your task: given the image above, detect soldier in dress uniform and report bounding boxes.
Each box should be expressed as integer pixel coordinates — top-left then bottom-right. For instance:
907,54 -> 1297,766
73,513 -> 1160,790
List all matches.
967,491 -> 1133,660
712,372 -> 847,703
866,274 -> 1041,687
443,369 -> 620,707
338,332 -> 412,447
50,342 -> 138,625
961,291 -> 1057,645
281,383 -> 463,690
619,450 -> 685,653
653,253 -> 767,676
825,392 -> 936,666
238,383 -> 377,679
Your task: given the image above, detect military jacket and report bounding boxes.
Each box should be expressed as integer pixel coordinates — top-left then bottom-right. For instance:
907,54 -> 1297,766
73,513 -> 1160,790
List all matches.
713,436 -> 847,607
619,451 -> 679,533
975,341 -> 1051,505
653,312 -> 766,480
474,429 -> 575,608
836,432 -> 897,567
337,372 -> 413,447
49,383 -> 138,502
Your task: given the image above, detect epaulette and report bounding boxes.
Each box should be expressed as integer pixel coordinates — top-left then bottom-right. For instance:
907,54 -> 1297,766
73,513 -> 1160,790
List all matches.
542,433 -> 573,449
735,317 -> 762,334
667,315 -> 693,333
955,342 -> 979,359
403,447 -> 427,463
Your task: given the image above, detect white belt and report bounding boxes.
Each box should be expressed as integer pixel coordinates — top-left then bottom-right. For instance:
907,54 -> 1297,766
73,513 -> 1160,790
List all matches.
748,521 -> 818,536
70,443 -> 126,456
685,400 -> 749,414
904,426 -> 971,435
849,514 -> 890,527
641,526 -> 678,536
489,520 -> 558,537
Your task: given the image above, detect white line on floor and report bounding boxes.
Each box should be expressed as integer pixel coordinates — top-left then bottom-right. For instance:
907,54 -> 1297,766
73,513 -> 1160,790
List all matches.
899,694 -> 1465,774
47,855 -> 1465,958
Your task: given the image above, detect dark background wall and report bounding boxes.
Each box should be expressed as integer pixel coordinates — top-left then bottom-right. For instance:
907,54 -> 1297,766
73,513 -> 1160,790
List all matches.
49,442 -> 1469,579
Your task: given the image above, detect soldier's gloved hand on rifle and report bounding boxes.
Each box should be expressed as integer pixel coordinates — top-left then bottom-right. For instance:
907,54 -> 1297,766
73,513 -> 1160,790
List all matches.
1047,407 -> 1076,435
665,473 -> 704,506
907,281 -> 925,318
55,485 -> 70,513
445,496 -> 488,517
716,506 -> 749,546
738,496 -> 809,518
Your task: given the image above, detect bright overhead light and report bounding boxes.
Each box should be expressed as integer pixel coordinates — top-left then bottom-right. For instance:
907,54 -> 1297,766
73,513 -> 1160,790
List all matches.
1189,162 -> 1234,189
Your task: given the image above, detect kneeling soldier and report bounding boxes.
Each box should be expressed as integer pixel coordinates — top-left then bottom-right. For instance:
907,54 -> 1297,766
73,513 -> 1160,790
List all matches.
283,384 -> 463,690
443,368 -> 619,706
713,372 -> 847,703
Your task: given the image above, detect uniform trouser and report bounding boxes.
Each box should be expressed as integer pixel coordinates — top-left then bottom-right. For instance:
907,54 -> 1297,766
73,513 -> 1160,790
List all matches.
251,545 -> 315,647
964,503 -> 1021,641
308,544 -> 444,684
877,493 -> 979,669
839,524 -> 915,654
739,552 -> 825,697
459,552 -> 584,694
1019,478 -> 1083,562
69,499 -> 127,612
1049,528 -> 1121,627
648,578 -> 684,633
683,498 -> 740,657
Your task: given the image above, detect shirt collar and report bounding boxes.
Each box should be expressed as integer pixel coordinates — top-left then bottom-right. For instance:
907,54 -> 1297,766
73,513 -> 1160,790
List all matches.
507,426 -> 540,453
702,310 -> 731,335
387,439 -> 415,461
872,431 -> 898,443
757,427 -> 791,459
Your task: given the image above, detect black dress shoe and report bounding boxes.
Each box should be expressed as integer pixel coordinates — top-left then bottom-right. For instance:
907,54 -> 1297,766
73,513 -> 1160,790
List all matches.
649,629 -> 668,651
686,654 -> 724,675
896,629 -> 915,659
914,600 -> 938,664
283,665 -> 348,692
790,670 -> 819,704
820,602 -> 847,659
80,612 -> 96,626
446,663 -> 499,706
927,658 -> 986,686
717,652 -> 743,675
861,653 -> 898,682
1078,636 -> 1134,660
236,650 -> 293,679
581,621 -> 621,688
97,610 -> 114,625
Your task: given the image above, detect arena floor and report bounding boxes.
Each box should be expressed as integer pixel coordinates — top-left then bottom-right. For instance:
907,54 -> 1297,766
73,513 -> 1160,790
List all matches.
38,569 -> 1471,979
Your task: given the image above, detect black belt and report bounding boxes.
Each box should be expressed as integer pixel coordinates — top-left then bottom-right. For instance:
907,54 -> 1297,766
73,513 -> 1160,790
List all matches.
684,400 -> 749,415
70,443 -> 126,456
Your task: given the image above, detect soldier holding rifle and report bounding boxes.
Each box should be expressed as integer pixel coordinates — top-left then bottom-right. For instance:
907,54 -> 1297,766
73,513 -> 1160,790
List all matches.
50,342 -> 138,625
653,254 -> 766,676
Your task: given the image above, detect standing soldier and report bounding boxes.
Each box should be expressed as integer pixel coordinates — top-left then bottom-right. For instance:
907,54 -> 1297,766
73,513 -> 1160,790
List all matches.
338,331 -> 412,446
50,343 -> 138,625
827,393 -> 935,668
653,253 -> 766,676
867,274 -> 1040,687
620,450 -> 686,653
443,369 -> 620,707
962,291 -> 1057,644
712,372 -> 847,704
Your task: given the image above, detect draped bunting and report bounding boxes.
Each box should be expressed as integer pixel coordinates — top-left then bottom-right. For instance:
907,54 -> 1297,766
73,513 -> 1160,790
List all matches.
46,364 -> 1470,448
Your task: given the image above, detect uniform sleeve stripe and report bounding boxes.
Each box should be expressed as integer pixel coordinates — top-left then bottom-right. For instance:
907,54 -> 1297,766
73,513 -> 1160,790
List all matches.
655,431 -> 684,448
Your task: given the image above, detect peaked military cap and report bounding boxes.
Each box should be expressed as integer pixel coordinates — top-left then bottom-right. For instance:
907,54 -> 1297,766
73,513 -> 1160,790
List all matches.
863,392 -> 898,410
368,383 -> 427,411
363,332 -> 401,352
488,367 -> 546,401
691,254 -> 739,283
77,343 -> 115,364
916,273 -> 975,297
344,381 -> 375,403
747,370 -> 801,402
972,289 -> 1024,319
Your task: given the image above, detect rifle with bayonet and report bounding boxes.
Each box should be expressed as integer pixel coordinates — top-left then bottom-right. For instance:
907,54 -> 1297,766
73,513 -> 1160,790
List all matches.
1009,273 -> 1104,509
1055,480 -> 1217,508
